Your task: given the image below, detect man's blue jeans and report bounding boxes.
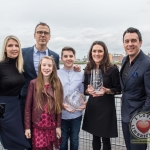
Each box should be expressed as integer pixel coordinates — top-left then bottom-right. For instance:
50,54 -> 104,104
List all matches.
60,115 -> 82,150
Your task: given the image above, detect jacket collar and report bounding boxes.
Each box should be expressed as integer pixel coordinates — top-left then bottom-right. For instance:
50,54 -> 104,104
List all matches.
41,84 -> 54,98
120,50 -> 145,89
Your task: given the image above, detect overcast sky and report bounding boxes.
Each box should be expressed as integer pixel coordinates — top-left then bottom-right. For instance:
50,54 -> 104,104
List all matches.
0,0 -> 150,59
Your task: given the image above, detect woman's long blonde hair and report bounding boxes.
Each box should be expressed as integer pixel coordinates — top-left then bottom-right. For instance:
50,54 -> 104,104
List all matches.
36,56 -> 63,114
0,35 -> 24,73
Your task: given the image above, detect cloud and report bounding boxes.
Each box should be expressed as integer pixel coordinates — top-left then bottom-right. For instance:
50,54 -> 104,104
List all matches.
0,0 -> 150,58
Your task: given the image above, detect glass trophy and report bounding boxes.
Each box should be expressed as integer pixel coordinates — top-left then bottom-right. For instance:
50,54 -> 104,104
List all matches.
90,69 -> 103,93
65,90 -> 85,110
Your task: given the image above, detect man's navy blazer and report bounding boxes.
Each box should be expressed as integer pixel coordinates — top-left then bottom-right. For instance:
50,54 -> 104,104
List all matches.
120,50 -> 150,123
20,46 -> 59,114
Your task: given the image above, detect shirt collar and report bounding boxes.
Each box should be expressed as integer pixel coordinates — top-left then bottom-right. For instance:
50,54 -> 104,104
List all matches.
125,50 -> 141,66
34,46 -> 48,55
62,67 -> 74,73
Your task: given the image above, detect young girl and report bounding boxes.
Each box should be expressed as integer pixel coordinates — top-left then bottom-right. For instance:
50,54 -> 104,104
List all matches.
24,56 -> 63,150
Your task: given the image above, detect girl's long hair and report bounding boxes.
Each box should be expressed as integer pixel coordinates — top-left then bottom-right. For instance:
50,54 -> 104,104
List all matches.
36,56 -> 63,114
85,41 -> 113,74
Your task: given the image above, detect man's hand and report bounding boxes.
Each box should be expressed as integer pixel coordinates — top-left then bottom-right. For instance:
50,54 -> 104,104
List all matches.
73,65 -> 81,72
25,129 -> 31,139
63,103 -> 75,113
56,127 -> 61,139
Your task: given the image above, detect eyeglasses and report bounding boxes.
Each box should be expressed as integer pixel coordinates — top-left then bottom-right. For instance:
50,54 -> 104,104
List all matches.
36,31 -> 50,36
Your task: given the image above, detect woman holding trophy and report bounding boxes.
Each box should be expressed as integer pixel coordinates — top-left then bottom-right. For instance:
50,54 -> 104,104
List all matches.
82,41 -> 121,150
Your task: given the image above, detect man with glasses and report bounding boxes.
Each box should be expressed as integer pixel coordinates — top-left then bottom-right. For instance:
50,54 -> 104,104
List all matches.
20,22 -> 60,150
20,22 -> 59,119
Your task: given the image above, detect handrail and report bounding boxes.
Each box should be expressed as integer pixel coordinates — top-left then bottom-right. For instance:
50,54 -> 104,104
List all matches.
78,95 -> 150,150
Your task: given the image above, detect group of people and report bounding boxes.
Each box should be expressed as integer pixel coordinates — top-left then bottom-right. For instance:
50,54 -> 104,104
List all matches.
0,22 -> 149,150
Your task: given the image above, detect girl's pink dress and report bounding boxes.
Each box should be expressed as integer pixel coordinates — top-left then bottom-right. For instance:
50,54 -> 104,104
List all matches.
32,85 -> 61,150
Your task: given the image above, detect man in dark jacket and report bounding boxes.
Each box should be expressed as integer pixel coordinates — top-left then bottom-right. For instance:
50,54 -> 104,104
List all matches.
120,27 -> 150,150
20,22 -> 59,118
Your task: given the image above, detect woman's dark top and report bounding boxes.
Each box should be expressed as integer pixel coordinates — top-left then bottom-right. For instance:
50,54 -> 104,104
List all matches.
0,58 -> 25,96
82,65 -> 121,137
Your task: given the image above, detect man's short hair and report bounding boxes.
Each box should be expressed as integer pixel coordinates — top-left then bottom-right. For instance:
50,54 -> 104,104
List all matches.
61,46 -> 76,57
34,22 -> 50,33
123,27 -> 142,41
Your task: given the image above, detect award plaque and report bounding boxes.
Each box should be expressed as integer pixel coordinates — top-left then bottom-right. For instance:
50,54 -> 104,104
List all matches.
65,90 -> 85,110
90,69 -> 103,93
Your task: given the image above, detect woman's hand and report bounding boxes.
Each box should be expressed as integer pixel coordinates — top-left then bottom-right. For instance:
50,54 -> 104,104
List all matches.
56,127 -> 61,139
73,65 -> 81,72
91,86 -> 106,97
86,85 -> 95,95
25,129 -> 31,139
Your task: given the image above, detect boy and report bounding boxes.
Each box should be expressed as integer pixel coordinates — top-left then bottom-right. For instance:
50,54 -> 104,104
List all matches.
57,46 -> 86,150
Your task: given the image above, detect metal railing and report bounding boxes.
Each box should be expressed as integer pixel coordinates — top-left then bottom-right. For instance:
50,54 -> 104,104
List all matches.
0,96 -> 149,150
78,95 -> 150,150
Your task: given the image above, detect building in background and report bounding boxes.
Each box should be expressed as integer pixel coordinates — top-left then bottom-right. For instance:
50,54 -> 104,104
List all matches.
109,53 -> 112,62
60,53 -> 150,64
111,54 -> 123,63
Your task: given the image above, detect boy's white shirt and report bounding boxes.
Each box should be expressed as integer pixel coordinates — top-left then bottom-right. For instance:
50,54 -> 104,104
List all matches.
57,67 -> 84,120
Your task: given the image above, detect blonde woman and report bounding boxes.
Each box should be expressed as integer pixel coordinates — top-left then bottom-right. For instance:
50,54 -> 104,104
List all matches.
24,56 -> 63,150
0,35 -> 30,149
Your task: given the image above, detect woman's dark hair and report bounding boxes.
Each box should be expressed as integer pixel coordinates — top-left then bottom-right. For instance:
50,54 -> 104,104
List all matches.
85,41 -> 112,74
